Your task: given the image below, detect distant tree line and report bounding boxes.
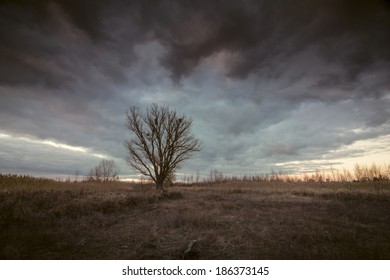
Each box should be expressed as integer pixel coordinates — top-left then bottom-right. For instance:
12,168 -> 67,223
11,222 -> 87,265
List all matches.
176,163 -> 390,185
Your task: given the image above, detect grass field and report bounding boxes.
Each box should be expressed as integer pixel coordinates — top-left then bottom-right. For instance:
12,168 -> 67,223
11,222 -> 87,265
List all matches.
1,176 -> 390,259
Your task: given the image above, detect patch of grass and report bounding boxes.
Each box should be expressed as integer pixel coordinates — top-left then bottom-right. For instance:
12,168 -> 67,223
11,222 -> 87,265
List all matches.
319,191 -> 390,202
162,191 -> 184,200
164,210 -> 219,229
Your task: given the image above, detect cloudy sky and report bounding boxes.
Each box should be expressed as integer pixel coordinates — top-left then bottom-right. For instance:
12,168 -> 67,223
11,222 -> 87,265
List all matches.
1,0 -> 390,180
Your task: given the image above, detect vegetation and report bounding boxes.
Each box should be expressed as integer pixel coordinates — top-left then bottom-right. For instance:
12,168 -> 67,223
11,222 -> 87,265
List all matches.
1,174 -> 390,259
188,163 -> 390,185
125,104 -> 201,190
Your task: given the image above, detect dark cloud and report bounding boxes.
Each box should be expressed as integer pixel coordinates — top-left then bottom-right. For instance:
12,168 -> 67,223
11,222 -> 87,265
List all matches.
2,0 -> 390,85
153,0 -> 390,84
1,0 -> 390,178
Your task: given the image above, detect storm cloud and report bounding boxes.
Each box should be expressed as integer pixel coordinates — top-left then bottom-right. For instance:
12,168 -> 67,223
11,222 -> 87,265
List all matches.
1,0 -> 390,179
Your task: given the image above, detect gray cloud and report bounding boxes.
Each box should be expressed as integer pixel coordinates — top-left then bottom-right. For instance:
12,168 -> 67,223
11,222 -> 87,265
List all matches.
1,0 -> 390,179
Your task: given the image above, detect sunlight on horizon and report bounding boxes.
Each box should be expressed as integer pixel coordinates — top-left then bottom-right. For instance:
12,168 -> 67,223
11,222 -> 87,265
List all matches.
270,134 -> 390,174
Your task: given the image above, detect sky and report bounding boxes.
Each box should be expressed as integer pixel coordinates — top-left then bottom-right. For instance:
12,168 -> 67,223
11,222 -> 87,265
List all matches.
1,0 -> 390,180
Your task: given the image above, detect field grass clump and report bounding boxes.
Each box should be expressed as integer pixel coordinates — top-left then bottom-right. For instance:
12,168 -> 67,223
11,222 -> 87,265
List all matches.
161,191 -> 184,200
164,210 -> 218,229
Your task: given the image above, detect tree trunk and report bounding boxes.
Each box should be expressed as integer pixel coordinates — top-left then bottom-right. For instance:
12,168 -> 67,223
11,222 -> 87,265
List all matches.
155,179 -> 168,197
155,181 -> 163,190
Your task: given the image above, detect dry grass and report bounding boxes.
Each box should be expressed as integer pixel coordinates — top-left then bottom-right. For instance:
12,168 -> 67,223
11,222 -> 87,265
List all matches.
1,177 -> 390,259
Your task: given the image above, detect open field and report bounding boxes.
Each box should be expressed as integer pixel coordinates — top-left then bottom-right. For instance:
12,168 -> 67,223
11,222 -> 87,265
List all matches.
1,177 -> 390,259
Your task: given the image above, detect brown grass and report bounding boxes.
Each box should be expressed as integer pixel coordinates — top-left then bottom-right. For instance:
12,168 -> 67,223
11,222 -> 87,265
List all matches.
1,177 -> 390,259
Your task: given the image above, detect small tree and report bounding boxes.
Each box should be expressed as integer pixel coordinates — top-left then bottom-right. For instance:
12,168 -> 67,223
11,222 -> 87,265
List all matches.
92,159 -> 120,182
125,104 -> 201,190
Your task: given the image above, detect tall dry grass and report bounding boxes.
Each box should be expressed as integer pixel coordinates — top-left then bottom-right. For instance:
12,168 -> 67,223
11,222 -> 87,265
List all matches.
1,174 -> 390,259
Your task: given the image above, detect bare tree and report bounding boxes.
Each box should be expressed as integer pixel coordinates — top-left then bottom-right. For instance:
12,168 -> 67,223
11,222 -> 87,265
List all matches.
87,168 -> 95,182
93,159 -> 120,182
74,170 -> 80,182
125,104 -> 201,190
